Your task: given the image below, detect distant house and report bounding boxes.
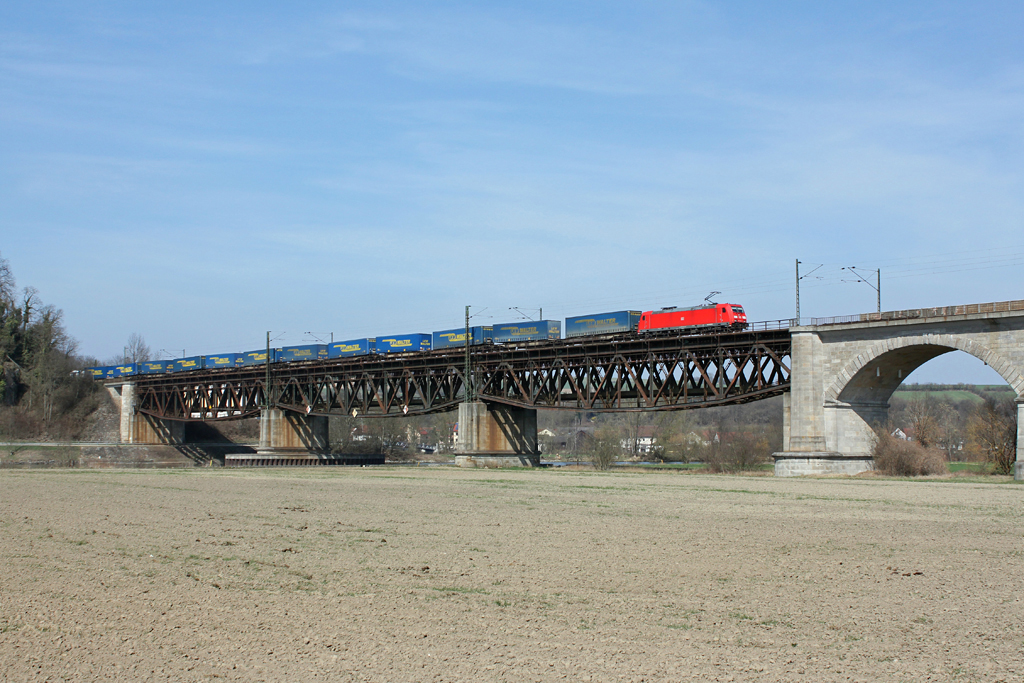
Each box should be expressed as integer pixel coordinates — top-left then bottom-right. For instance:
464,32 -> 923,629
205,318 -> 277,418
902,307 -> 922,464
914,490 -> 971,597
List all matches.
538,428 -> 566,453
537,426 -> 595,454
682,431 -> 709,447
891,427 -> 911,441
621,426 -> 658,455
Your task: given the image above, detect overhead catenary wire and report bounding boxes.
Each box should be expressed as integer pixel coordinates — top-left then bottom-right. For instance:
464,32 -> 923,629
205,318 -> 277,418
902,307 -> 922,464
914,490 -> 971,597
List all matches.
133,244 -> 1024,358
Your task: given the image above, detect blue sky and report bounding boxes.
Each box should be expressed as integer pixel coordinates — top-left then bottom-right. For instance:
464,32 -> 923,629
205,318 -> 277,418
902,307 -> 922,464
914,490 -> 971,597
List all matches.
2,1 -> 1022,382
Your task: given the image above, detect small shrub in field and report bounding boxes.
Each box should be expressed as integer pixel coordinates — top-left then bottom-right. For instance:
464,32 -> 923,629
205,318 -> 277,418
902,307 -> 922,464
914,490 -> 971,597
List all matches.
588,427 -> 620,471
702,431 -> 770,473
873,431 -> 948,476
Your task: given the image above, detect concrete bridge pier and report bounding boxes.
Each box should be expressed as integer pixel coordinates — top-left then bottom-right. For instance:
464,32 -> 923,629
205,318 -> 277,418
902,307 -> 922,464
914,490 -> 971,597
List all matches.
1017,400 -> 1024,482
257,408 -> 329,456
455,401 -> 540,467
774,332 -> 874,476
113,383 -> 185,445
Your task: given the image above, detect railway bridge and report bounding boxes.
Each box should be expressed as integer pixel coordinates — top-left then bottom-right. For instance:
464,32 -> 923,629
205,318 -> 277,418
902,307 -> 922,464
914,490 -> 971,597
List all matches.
109,326 -> 793,466
776,300 -> 1024,479
104,299 -> 1024,478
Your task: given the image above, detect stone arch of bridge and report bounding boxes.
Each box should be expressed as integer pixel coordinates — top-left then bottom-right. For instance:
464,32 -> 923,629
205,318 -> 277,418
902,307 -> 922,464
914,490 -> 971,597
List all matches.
825,335 -> 1024,405
820,334 -> 1024,458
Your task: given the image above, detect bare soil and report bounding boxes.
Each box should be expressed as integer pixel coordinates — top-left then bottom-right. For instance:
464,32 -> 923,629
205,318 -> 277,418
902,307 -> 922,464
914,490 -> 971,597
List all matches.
1,468 -> 1021,682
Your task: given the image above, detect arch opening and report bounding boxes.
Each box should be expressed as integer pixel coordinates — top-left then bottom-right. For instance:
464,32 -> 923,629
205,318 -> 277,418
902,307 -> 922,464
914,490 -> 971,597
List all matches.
824,342 -> 1021,459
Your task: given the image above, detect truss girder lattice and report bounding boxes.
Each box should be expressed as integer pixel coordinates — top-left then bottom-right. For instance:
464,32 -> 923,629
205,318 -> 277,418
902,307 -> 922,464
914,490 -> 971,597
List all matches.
131,330 -> 791,420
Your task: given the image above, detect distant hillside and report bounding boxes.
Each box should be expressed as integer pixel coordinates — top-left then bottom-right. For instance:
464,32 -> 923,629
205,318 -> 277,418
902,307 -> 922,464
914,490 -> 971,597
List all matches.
892,383 -> 1014,404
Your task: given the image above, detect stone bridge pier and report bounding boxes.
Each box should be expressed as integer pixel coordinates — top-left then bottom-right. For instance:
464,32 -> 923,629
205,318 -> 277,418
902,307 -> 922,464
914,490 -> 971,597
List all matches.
256,408 -> 329,453
112,383 -> 185,445
455,401 -> 540,467
775,302 -> 1024,479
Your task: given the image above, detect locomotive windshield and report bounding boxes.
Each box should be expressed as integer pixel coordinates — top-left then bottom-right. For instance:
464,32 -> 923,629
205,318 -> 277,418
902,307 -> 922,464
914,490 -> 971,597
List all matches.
732,306 -> 744,313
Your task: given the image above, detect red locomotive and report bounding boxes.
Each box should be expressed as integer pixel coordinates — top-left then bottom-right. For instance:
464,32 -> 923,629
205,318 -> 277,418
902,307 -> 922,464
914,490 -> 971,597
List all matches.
638,303 -> 747,333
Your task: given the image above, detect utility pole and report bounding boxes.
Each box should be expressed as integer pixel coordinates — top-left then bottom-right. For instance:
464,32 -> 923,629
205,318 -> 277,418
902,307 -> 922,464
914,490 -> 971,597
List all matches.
795,260 -> 823,321
842,266 -> 881,313
877,268 -> 881,313
265,331 -> 271,410
795,259 -> 800,321
464,306 -> 473,403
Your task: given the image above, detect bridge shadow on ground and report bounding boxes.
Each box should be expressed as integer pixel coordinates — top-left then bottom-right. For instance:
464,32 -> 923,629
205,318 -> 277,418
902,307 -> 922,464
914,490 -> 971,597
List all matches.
176,422 -> 256,466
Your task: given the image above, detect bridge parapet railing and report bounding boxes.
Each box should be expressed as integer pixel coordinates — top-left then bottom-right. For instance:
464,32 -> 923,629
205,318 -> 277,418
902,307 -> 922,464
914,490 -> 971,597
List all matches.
746,319 -> 797,331
806,298 -> 1024,327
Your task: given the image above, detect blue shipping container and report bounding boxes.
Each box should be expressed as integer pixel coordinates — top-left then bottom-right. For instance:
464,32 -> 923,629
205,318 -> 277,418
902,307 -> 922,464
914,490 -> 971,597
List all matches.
492,320 -> 562,343
238,349 -> 277,366
138,360 -> 172,374
328,338 -> 376,358
377,334 -> 432,354
113,364 -> 137,377
86,366 -> 115,380
206,353 -> 240,369
564,311 -> 641,338
278,344 -> 328,363
172,356 -> 205,373
432,326 -> 493,350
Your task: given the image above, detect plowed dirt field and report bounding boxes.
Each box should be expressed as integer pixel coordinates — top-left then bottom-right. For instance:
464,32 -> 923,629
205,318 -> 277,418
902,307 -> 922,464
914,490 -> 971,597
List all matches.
1,468 -> 1021,682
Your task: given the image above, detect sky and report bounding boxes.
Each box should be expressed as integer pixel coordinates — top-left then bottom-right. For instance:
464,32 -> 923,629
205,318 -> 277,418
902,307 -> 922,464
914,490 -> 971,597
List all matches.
1,1 -> 1022,383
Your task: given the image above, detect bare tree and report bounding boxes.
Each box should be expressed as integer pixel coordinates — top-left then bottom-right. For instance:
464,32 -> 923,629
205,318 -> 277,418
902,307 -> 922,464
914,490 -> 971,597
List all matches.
935,401 -> 966,460
966,398 -> 1017,475
124,333 -> 152,364
0,252 -> 15,308
20,286 -> 38,333
587,426 -> 621,470
903,396 -> 941,447
569,412 -> 585,465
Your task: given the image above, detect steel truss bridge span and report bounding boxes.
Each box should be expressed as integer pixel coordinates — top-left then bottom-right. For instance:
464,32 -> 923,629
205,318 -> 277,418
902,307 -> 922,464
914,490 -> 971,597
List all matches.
131,329 -> 792,421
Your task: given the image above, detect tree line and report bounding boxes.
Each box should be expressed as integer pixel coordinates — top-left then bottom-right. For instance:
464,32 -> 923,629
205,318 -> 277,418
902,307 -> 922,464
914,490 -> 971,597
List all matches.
0,252 -> 107,440
537,398 -> 785,471
0,252 -> 158,442
885,391 -> 1017,475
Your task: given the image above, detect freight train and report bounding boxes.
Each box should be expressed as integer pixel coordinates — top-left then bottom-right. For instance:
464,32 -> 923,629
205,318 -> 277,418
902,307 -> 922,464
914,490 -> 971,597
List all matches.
86,303 -> 746,379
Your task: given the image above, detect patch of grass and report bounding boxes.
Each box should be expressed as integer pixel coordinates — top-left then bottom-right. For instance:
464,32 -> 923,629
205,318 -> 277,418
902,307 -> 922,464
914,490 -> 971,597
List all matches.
758,618 -> 793,628
947,462 -> 991,474
433,586 -> 488,595
564,484 -> 634,491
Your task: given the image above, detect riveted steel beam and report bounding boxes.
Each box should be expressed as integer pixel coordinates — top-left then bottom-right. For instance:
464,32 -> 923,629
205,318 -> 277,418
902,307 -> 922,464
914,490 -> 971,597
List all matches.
133,329 -> 791,420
